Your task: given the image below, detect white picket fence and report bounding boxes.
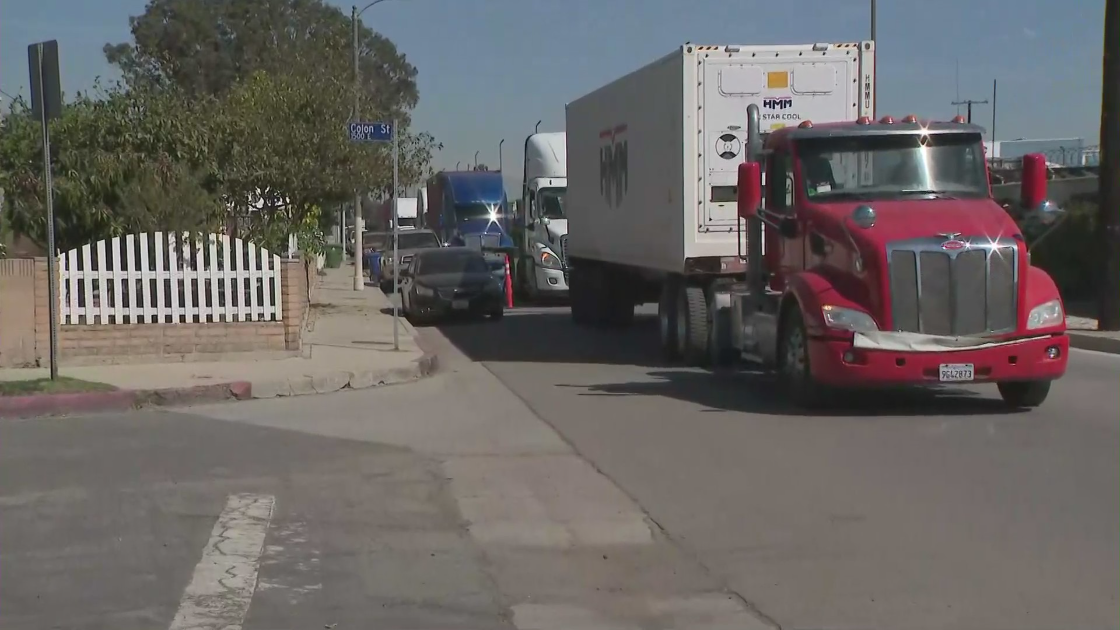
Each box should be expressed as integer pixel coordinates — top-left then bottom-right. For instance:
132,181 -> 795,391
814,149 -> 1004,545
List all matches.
59,232 -> 284,325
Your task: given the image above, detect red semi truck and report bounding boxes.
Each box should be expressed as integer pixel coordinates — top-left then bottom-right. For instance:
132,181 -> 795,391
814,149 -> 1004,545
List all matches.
725,108 -> 1069,408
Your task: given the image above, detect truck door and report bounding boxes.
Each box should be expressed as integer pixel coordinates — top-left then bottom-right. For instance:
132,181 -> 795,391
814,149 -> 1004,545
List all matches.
760,149 -> 802,292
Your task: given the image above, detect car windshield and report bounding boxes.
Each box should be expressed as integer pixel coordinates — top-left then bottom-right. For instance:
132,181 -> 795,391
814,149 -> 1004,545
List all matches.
455,202 -> 503,223
396,232 -> 441,250
363,233 -> 389,250
795,131 -> 989,201
419,252 -> 490,275
538,188 -> 566,219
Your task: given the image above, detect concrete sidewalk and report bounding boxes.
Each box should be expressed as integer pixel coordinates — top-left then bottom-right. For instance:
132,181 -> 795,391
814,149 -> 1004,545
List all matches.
1066,314 -> 1120,354
0,266 -> 433,409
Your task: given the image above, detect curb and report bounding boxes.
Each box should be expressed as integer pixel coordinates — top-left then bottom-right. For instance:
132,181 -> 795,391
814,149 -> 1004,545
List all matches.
247,337 -> 440,400
0,381 -> 253,420
0,390 -> 138,419
1068,331 -> 1120,354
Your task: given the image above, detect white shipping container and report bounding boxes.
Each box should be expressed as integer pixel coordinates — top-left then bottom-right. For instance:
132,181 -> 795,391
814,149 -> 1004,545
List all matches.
565,42 -> 875,276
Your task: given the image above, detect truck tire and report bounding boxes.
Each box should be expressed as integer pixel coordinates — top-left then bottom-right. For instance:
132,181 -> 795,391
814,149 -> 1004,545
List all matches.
777,306 -> 829,409
604,267 -> 635,327
676,283 -> 709,366
569,266 -> 592,326
658,279 -> 680,361
997,380 -> 1051,409
707,287 -> 736,368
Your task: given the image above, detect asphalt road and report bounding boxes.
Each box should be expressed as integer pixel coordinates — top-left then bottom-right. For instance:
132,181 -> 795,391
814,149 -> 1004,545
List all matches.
428,303 -> 1120,630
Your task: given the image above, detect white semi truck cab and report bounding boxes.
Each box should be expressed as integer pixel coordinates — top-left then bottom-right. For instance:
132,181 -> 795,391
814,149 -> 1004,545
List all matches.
515,131 -> 569,299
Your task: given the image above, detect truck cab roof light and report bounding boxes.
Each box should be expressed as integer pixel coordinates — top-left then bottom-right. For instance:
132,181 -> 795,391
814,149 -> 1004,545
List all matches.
878,115 -> 895,124
798,120 -> 814,128
950,115 -> 966,123
902,114 -> 918,123
856,116 -> 871,125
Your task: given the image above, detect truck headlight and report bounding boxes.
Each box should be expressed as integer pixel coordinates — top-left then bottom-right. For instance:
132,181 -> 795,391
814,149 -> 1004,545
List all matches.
1027,299 -> 1064,330
821,305 -> 879,332
540,249 -> 562,270
415,285 -> 434,297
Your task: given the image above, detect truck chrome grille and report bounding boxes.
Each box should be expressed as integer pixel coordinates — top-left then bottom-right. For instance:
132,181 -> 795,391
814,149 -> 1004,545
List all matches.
887,237 -> 1018,336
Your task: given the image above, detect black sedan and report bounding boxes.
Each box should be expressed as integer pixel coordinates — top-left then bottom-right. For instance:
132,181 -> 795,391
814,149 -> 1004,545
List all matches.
400,247 -> 505,323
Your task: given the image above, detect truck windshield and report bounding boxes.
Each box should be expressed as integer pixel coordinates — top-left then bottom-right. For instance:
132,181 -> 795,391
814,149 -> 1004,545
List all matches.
795,132 -> 988,201
396,232 -> 440,250
455,202 -> 504,223
538,188 -> 567,219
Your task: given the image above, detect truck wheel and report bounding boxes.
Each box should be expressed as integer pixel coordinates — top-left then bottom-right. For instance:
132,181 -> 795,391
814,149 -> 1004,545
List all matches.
707,288 -> 736,368
778,307 -> 828,409
997,381 -> 1051,409
569,267 -> 592,326
605,268 -> 635,327
676,284 -> 710,366
658,279 -> 680,361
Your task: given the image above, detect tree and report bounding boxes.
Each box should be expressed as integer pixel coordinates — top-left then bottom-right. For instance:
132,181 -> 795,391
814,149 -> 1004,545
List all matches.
473,163 -> 490,171
0,85 -> 225,252
104,0 -> 419,126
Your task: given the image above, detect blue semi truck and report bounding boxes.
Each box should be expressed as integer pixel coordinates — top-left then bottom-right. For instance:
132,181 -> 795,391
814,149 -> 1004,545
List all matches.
424,170 -> 515,272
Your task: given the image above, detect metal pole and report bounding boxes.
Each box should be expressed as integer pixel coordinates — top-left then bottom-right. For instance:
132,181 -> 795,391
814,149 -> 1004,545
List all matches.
351,5 -> 365,290
392,118 -> 400,349
36,47 -> 59,380
1098,0 -> 1120,329
535,120 -> 541,133
474,150 -> 479,169
456,161 -> 461,170
870,0 -> 876,42
991,79 -> 997,142
498,138 -> 505,172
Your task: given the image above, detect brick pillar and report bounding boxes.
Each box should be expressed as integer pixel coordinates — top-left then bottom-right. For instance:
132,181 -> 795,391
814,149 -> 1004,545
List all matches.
280,257 -> 309,350
33,257 -> 52,366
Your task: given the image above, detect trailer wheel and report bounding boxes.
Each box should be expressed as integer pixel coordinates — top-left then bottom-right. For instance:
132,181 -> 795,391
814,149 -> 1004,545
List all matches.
676,284 -> 710,366
778,307 -> 828,409
658,279 -> 680,361
997,380 -> 1051,409
569,266 -> 592,326
604,267 -> 635,327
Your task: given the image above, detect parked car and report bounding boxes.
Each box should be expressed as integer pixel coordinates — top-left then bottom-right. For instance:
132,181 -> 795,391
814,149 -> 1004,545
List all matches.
364,229 -> 442,291
400,247 -> 505,323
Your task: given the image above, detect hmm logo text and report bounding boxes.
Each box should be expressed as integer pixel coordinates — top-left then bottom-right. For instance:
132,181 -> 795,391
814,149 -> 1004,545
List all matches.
599,124 -> 628,207
763,97 -> 793,110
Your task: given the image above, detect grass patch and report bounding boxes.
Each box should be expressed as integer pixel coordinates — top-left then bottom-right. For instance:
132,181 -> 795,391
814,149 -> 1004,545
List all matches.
0,377 -> 117,397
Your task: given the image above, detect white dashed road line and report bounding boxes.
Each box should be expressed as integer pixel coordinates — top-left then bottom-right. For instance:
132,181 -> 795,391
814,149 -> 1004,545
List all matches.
168,493 -> 275,630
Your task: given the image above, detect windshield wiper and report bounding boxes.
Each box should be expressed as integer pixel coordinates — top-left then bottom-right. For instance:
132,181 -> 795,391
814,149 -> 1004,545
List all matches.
899,189 -> 958,200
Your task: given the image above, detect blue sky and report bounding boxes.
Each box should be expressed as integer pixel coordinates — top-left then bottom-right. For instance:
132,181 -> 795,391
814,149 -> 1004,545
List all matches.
1,0 -> 1106,194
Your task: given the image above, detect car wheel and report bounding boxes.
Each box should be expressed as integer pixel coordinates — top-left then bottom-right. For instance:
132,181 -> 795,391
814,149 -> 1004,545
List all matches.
778,307 -> 829,409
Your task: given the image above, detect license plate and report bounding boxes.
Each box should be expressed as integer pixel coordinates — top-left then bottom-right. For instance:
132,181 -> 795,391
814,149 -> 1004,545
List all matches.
452,299 -> 469,310
939,363 -> 975,382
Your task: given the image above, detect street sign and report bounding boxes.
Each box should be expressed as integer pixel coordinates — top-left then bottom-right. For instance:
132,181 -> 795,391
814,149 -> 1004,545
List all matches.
349,121 -> 393,142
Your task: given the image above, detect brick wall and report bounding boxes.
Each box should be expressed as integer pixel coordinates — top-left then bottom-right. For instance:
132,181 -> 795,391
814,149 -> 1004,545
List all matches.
0,255 -> 315,366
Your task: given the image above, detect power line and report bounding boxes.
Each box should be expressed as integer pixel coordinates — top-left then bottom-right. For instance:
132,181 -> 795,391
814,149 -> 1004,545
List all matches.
951,99 -> 988,124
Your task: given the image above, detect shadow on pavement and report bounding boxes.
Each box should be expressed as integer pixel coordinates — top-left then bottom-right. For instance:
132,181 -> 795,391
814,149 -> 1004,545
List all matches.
564,368 -> 1017,417
436,308 -> 666,367
428,305 -> 1016,416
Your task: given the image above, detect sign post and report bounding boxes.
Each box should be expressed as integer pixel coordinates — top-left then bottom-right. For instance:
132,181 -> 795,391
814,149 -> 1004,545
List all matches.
348,120 -> 400,350
28,40 -> 62,380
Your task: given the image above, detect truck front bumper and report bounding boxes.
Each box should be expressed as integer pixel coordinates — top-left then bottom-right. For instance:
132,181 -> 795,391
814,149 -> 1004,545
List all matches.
809,333 -> 1069,387
535,266 -> 569,294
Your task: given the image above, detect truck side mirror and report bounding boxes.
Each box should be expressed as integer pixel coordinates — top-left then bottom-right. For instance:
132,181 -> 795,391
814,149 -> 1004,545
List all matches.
1019,152 -> 1064,227
737,162 -> 762,219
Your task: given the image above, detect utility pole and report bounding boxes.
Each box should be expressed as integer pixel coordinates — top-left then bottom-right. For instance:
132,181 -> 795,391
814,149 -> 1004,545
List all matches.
1098,0 -> 1120,330
951,98 -> 988,124
351,5 -> 364,290
498,138 -> 505,172
990,79 -> 997,142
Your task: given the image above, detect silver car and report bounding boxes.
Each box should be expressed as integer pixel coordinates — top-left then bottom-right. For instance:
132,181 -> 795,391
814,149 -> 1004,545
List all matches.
375,229 -> 443,292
